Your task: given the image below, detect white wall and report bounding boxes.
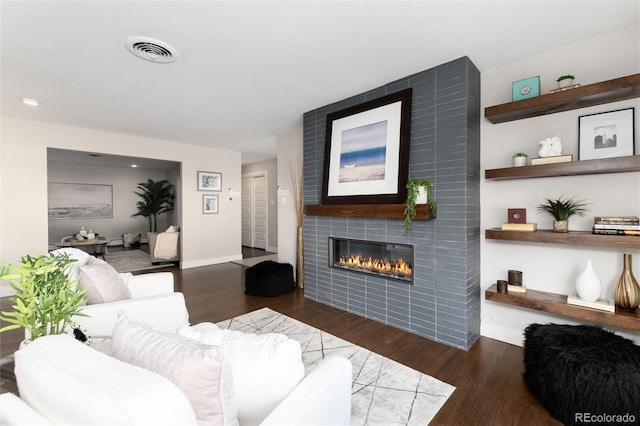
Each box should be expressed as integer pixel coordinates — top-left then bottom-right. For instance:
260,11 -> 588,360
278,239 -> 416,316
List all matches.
242,158 -> 278,252
47,161 -> 177,244
480,24 -> 640,345
1,118 -> 242,285
277,127 -> 303,274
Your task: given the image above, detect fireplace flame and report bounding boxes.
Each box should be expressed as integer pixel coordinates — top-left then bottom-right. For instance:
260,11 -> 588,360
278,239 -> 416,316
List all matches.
336,253 -> 412,278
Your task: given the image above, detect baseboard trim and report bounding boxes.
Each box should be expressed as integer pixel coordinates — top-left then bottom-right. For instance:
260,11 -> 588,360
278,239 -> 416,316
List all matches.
181,254 -> 243,269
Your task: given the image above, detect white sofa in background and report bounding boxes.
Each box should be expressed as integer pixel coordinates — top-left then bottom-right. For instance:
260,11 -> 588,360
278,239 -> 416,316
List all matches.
0,334 -> 353,425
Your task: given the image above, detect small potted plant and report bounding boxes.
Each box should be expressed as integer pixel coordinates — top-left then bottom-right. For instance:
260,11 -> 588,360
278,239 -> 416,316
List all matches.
0,253 -> 88,341
537,195 -> 589,233
513,152 -> 528,167
556,74 -> 575,89
404,179 -> 437,234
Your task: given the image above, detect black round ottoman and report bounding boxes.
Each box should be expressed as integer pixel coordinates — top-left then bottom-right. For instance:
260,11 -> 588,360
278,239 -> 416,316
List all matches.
245,260 -> 295,297
523,323 -> 640,425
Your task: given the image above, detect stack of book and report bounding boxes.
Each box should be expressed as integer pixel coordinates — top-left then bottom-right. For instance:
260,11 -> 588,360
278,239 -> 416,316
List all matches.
566,295 -> 615,312
592,216 -> 640,236
530,154 -> 573,166
501,223 -> 537,231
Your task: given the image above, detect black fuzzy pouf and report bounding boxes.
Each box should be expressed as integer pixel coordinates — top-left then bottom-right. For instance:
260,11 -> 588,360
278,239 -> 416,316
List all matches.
523,323 -> 640,425
245,261 -> 295,297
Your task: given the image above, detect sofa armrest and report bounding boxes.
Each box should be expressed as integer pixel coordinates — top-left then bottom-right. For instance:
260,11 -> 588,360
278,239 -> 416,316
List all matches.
71,292 -> 189,337
260,356 -> 352,426
124,271 -> 174,298
0,393 -> 53,425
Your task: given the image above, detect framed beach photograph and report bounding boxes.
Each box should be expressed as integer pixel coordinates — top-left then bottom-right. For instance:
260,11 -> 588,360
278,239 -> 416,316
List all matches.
203,194 -> 219,214
579,108 -> 635,160
48,182 -> 113,220
197,171 -> 222,191
321,88 -> 412,205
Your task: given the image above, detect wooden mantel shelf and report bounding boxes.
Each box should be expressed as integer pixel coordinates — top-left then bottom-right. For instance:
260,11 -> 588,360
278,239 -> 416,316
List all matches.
305,203 -> 435,220
485,283 -> 640,332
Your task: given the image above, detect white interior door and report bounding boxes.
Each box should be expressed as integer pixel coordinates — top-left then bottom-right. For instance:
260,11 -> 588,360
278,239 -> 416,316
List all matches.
241,177 -> 252,247
252,176 -> 267,250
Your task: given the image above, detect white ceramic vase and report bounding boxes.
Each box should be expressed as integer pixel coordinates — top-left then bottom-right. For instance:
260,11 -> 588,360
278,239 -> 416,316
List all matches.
513,156 -> 527,167
415,186 -> 428,204
575,260 -> 602,302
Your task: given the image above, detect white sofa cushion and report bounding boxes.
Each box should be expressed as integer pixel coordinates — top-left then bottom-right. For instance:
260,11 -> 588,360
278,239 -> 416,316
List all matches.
49,247 -> 91,284
14,334 -> 197,425
78,256 -> 131,304
112,316 -> 238,426
179,322 -> 305,425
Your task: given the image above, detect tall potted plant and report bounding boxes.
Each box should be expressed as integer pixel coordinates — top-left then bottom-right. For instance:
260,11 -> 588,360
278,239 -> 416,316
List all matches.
131,179 -> 175,232
0,253 -> 87,340
537,195 -> 589,232
404,179 -> 437,234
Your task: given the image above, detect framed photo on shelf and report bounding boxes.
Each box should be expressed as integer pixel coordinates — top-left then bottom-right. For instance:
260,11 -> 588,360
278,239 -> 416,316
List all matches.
579,108 -> 635,160
321,88 -> 412,205
203,194 -> 219,214
197,171 -> 222,191
512,76 -> 540,101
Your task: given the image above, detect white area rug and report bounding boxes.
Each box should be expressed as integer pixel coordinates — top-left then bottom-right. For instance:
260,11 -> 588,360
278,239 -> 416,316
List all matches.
104,249 -> 170,273
230,254 -> 278,267
216,308 -> 455,425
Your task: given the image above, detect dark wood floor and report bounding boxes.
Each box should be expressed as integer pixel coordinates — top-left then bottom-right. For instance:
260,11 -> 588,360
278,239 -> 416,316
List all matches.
0,256 -> 559,425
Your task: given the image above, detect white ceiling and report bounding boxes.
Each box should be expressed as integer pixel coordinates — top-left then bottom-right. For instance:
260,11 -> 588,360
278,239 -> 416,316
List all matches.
2,1 -> 639,165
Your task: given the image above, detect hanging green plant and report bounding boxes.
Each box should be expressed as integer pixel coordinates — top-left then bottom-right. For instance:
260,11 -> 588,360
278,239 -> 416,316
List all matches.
404,179 -> 437,234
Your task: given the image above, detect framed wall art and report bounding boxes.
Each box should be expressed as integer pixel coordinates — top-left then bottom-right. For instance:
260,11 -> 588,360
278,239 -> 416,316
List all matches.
512,76 -> 540,101
203,194 -> 219,214
321,88 -> 412,205
48,182 -> 113,220
579,108 -> 635,160
197,171 -> 222,191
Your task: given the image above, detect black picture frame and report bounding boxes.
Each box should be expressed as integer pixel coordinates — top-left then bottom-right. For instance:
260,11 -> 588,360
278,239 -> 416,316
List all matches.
321,88 -> 412,205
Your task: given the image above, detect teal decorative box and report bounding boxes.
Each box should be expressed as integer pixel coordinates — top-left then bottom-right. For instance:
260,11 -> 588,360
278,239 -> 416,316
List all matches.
512,76 -> 540,101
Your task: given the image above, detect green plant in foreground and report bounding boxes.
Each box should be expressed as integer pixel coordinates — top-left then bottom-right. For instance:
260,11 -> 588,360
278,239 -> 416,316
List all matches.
513,152 -> 528,158
556,74 -> 575,82
537,195 -> 590,221
0,253 -> 87,340
404,179 -> 437,234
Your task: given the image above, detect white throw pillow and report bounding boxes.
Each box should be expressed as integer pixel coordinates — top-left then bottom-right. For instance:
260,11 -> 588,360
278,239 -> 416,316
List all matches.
112,316 -> 238,426
166,225 -> 180,233
179,322 -> 305,425
78,257 -> 131,304
49,247 -> 91,284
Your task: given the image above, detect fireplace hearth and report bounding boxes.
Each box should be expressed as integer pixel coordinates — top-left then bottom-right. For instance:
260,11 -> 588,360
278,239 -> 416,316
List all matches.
328,237 -> 414,283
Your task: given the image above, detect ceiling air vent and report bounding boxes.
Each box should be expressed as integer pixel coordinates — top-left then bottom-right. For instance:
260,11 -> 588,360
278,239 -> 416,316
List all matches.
125,36 -> 178,63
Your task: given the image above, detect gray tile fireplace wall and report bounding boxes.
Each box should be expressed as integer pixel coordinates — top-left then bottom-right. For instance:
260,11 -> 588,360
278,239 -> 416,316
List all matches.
302,57 -> 480,350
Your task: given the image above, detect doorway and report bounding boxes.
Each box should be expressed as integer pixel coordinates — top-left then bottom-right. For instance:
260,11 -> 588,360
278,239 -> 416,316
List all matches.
241,173 -> 268,250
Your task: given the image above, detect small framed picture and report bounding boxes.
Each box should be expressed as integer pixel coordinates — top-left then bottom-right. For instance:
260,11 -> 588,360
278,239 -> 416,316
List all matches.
512,76 -> 540,101
197,171 -> 222,191
579,108 -> 635,160
203,194 -> 219,214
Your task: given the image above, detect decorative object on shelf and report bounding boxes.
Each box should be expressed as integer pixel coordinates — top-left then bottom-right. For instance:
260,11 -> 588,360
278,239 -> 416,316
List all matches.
508,270 -> 523,286
512,152 -> 528,167
530,154 -> 573,165
0,253 -> 88,340
512,76 -> 540,101
592,215 -> 640,236
575,260 -> 602,302
496,280 -> 508,293
579,108 -> 635,160
322,89 -> 412,205
537,195 -> 590,233
566,295 -> 615,312
501,223 -> 537,231
538,134 -> 562,158
556,74 -> 575,89
286,153 -> 304,289
403,178 -> 437,234
131,178 -> 175,232
197,171 -> 222,191
508,208 -> 527,224
613,253 -> 640,311
202,194 -> 219,214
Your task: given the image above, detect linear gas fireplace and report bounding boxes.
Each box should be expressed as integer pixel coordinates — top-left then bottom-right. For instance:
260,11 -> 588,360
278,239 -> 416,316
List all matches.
328,237 -> 414,284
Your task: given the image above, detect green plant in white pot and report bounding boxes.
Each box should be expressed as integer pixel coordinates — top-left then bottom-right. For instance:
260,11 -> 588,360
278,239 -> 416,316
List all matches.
0,253 -> 87,340
513,152 -> 528,167
404,179 -> 437,234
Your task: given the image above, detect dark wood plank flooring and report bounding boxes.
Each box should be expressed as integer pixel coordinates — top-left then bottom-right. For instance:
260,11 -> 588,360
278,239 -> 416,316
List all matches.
0,259 -> 558,425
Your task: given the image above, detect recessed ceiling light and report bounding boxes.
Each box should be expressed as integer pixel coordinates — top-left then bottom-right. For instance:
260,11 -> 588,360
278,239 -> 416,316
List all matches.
131,164 -> 138,168
19,97 -> 40,106
125,36 -> 178,63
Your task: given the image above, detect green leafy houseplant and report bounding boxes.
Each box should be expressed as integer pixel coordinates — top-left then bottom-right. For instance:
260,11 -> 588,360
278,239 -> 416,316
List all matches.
131,178 -> 175,232
556,74 -> 576,82
404,179 -> 437,234
513,152 -> 528,158
0,253 -> 87,340
537,195 -> 589,232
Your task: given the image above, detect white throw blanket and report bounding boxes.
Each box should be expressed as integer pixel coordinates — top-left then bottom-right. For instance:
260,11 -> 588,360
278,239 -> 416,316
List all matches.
154,232 -> 179,259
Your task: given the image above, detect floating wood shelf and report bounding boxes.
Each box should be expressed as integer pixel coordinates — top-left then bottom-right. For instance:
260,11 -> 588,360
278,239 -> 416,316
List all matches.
485,229 -> 640,249
485,283 -> 640,332
305,203 -> 435,220
484,73 -> 640,124
485,155 -> 640,180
